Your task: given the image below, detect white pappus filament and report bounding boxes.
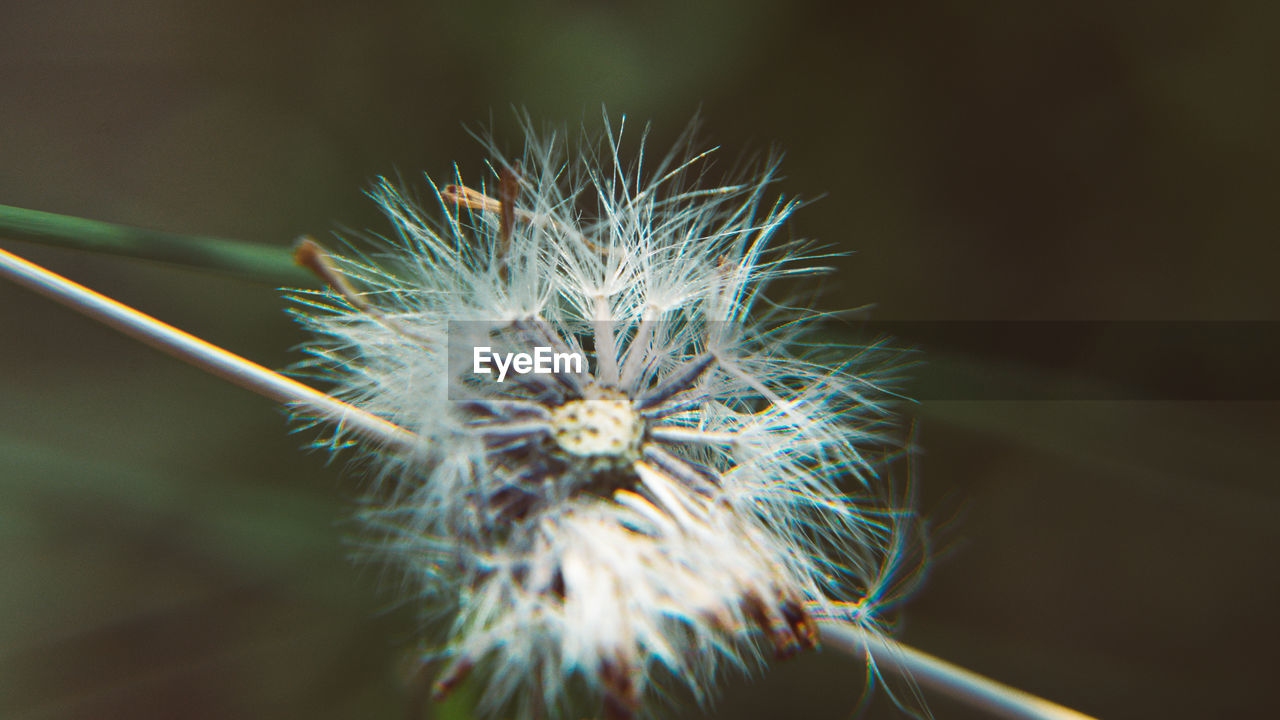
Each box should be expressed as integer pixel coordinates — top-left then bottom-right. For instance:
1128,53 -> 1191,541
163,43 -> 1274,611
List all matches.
289,114 -> 922,720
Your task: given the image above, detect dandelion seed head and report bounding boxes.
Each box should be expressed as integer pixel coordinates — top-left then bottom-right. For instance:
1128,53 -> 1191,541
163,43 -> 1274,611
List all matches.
291,111 -> 922,719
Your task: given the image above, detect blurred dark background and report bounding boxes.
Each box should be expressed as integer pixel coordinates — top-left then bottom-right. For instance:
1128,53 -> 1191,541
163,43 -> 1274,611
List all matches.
2,2 -> 1277,718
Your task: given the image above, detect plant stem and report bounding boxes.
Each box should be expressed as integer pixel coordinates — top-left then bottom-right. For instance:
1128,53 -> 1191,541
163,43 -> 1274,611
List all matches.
0,203 -> 311,284
818,620 -> 1096,720
0,245 -> 1096,720
0,246 -> 411,449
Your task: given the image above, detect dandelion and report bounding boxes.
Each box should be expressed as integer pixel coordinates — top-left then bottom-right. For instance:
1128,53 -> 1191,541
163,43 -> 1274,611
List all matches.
0,112 -> 1096,720
288,114 -> 920,719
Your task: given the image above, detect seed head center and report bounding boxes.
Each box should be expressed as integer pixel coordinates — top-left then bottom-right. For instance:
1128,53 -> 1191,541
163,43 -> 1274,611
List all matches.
550,394 -> 643,460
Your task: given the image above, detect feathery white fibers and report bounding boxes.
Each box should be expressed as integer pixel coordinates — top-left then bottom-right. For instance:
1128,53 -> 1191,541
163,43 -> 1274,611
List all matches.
290,112 -> 922,719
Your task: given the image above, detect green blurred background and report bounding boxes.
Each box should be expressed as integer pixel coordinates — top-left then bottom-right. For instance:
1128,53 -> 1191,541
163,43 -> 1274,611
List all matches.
2,1 -> 1277,718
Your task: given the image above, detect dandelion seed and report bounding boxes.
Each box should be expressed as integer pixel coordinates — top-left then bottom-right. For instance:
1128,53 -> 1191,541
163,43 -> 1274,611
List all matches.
0,119 -> 1098,720
290,112 -> 923,719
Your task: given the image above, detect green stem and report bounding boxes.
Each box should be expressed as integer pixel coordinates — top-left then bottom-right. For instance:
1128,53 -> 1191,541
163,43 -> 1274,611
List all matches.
0,203 -> 311,284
